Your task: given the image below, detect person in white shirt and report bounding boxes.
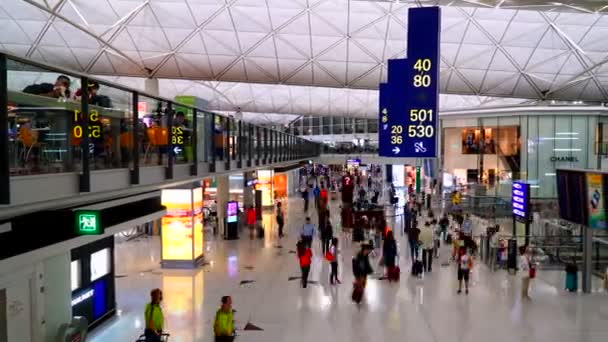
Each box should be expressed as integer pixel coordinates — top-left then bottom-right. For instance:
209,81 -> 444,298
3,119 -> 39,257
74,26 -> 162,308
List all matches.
489,232 -> 500,270
419,222 -> 435,272
519,246 -> 532,299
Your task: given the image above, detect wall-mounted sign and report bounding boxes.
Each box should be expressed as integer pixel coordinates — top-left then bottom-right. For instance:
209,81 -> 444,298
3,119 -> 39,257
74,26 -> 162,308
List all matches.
379,7 -> 441,158
512,181 -> 530,221
550,156 -> 579,162
346,158 -> 361,166
71,289 -> 94,306
74,210 -> 103,235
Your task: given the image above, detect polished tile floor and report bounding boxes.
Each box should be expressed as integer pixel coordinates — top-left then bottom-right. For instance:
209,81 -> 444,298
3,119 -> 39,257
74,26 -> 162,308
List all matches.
90,197 -> 608,342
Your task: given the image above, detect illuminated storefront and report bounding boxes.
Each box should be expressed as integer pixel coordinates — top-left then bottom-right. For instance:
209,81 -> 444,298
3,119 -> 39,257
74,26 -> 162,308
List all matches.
440,108 -> 605,199
273,173 -> 287,199
160,187 -> 204,268
256,170 -> 274,206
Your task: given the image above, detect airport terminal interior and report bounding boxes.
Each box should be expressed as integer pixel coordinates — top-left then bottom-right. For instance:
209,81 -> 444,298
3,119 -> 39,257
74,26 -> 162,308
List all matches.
1,0 -> 608,341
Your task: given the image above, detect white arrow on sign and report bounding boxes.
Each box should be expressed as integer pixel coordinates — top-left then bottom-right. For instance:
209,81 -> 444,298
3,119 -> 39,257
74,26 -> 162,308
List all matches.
392,147 -> 400,154
173,146 -> 182,154
383,124 -> 388,130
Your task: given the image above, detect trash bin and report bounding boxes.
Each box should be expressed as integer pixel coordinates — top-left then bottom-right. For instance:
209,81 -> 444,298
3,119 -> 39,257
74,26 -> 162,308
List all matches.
565,263 -> 578,292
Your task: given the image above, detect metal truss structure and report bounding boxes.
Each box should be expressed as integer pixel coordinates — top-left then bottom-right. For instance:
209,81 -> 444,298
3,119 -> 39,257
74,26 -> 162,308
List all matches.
1,0 -> 607,120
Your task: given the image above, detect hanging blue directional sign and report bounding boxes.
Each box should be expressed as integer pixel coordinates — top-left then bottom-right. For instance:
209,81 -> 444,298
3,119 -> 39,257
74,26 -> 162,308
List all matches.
379,7 -> 441,158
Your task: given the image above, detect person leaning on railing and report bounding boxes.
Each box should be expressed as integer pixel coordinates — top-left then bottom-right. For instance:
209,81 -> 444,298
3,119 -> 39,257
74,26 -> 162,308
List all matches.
22,75 -> 71,99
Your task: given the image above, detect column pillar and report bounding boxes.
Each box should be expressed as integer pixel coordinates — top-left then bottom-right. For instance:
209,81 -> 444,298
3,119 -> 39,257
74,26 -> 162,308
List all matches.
216,175 -> 229,238
144,78 -> 159,96
243,171 -> 255,209
582,226 -> 593,293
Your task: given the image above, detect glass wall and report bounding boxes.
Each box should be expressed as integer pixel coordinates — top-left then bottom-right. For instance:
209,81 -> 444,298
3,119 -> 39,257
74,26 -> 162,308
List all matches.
287,115 -> 379,137
312,117 -> 320,135
139,95 -> 169,167
322,117 -> 331,135
197,111 -> 207,162
1,53 -> 320,206
171,103 -> 195,165
522,114 -> 599,198
355,119 -> 366,133
441,113 -> 602,199
367,119 -> 378,133
344,118 -> 353,134
7,59 -> 83,174
94,83 -> 134,170
333,117 -> 343,134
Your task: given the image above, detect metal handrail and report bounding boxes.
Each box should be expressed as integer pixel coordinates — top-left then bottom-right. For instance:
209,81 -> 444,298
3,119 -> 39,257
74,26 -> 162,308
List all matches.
1,52 -> 314,143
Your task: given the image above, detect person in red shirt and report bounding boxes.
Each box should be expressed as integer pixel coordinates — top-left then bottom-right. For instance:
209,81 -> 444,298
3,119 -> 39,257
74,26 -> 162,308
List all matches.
297,240 -> 313,288
246,206 -> 256,239
319,184 -> 328,208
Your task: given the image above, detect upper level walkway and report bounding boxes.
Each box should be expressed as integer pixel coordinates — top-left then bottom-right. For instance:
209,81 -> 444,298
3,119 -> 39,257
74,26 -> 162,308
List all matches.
0,54 -> 319,218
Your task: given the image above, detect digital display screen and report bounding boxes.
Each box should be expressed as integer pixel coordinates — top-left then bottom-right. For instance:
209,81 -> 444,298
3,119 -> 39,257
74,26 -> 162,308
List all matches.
346,158 -> 361,166
556,170 -> 587,225
586,173 -> 607,229
226,201 -> 238,223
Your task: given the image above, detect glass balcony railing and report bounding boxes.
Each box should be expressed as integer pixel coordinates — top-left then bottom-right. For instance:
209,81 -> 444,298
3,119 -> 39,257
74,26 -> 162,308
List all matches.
0,53 -> 320,204
322,142 -> 379,154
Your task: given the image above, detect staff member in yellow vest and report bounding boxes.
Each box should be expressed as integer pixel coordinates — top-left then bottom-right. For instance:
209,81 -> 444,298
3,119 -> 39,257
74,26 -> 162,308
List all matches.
214,296 -> 235,342
144,288 -> 164,342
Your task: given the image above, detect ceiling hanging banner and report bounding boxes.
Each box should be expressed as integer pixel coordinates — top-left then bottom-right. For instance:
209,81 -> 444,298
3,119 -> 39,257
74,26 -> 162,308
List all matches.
379,7 -> 441,158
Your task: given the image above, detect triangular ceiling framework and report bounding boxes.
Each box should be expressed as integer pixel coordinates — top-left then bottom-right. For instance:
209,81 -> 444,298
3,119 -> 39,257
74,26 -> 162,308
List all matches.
2,0 -> 608,122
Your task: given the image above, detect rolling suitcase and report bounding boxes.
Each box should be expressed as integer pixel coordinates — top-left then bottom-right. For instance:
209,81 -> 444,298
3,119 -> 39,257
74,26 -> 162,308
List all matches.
352,284 -> 364,303
411,260 -> 423,277
388,266 -> 400,281
565,272 -> 577,292
565,264 -> 578,292
257,226 -> 265,239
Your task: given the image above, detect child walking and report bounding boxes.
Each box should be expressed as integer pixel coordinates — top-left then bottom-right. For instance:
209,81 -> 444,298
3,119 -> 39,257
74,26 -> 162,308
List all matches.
457,246 -> 473,294
328,237 -> 341,285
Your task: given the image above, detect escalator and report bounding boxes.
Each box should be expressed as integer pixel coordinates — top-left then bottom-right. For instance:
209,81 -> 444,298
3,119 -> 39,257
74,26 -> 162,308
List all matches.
497,144 -> 520,179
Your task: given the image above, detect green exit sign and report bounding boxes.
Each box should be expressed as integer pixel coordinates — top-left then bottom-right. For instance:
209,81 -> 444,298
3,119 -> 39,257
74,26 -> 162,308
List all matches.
74,210 -> 103,235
